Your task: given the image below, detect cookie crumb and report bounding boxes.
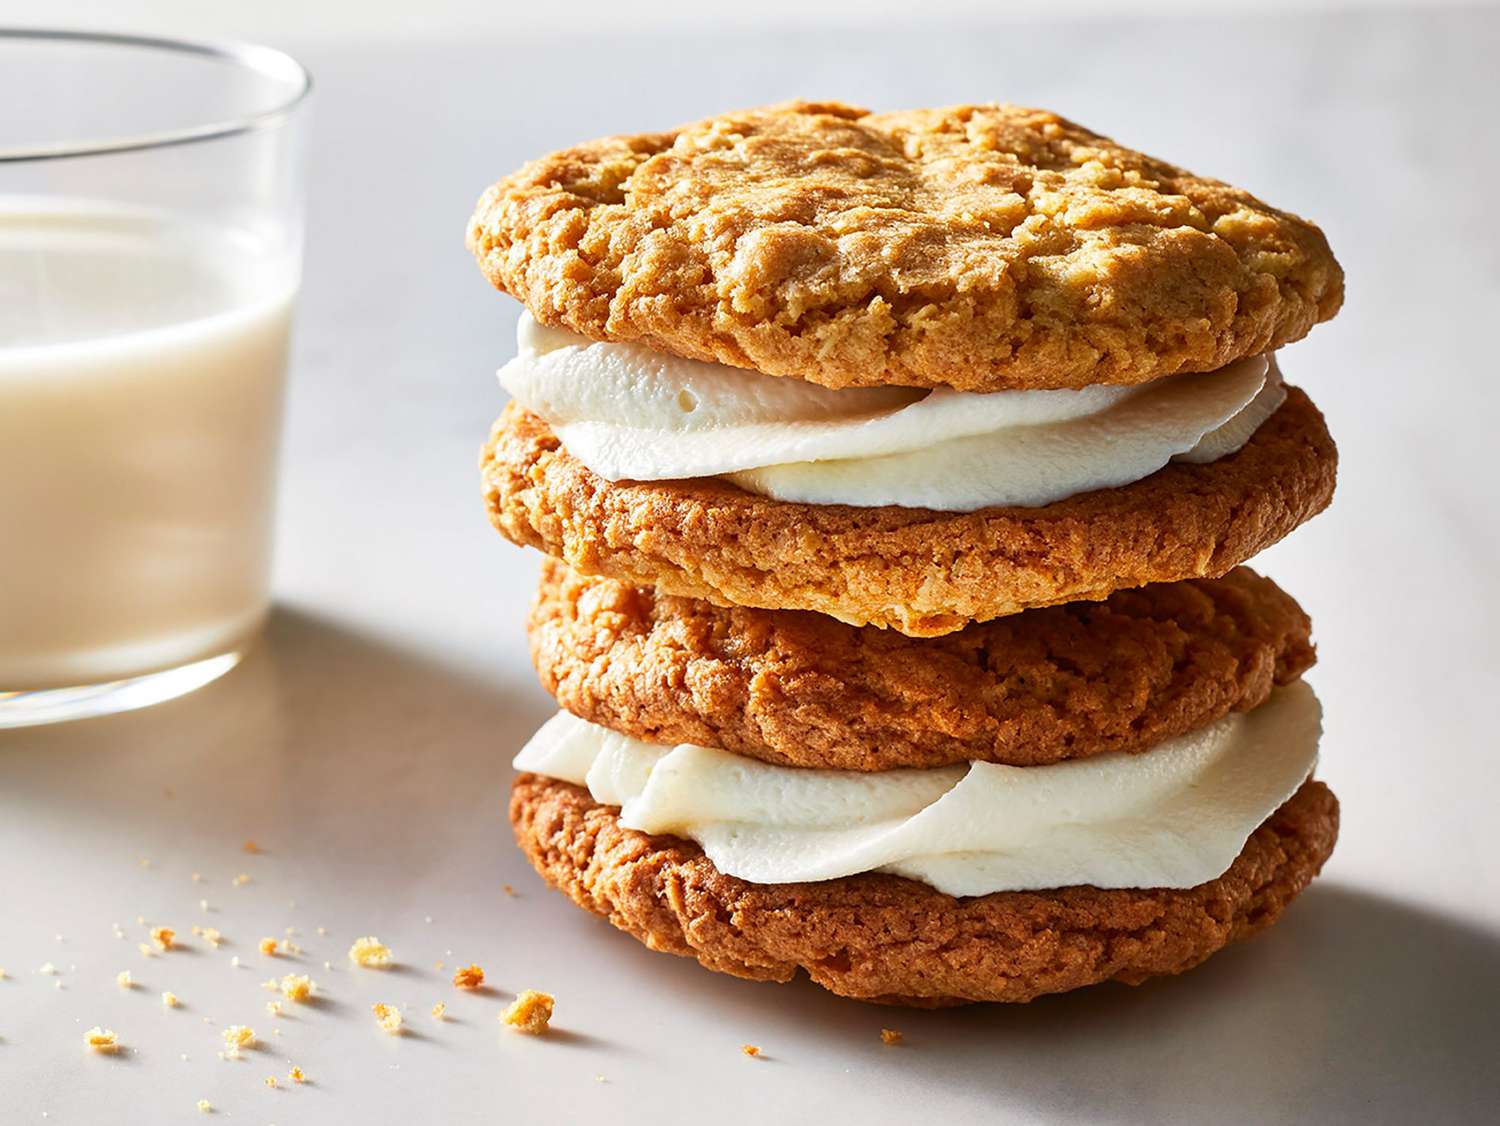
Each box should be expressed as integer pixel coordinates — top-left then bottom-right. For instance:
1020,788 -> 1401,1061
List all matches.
230,956 -> 241,968
116,970 -> 133,989
192,873 -> 203,883
137,943 -> 154,958
242,840 -> 262,854
372,1003 -> 404,1034
162,991 -> 180,1008
741,1044 -> 761,1058
222,1024 -> 256,1052
500,990 -> 553,1035
348,936 -> 393,968
150,926 -> 176,951
192,926 -> 223,947
38,962 -> 57,975
280,974 -> 313,1002
289,1065 -> 307,1084
452,964 -> 484,990
196,1099 -> 212,1113
264,1075 -> 278,1088
880,1028 -> 904,1046
502,884 -> 516,897
258,937 -> 279,956
430,1002 -> 446,1020
232,873 -> 251,887
315,926 -> 328,937
85,1027 -> 119,1053
265,1001 -> 282,1017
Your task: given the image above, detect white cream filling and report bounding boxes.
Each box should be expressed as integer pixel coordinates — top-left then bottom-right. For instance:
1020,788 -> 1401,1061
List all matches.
514,682 -> 1321,897
499,311 -> 1287,512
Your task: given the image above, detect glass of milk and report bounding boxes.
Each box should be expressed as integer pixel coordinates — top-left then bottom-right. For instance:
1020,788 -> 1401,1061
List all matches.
0,31 -> 310,727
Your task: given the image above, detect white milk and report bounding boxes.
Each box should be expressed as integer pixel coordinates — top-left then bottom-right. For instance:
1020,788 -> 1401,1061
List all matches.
0,202 -> 296,690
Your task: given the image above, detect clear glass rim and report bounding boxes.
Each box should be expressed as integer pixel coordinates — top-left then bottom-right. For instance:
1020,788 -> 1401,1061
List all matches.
0,28 -> 312,164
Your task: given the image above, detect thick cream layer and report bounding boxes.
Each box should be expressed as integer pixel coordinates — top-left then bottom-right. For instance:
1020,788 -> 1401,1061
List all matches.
513,683 -> 1321,896
499,312 -> 1287,511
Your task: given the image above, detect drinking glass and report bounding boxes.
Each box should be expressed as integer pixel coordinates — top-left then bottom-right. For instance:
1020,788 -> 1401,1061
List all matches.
0,30 -> 311,726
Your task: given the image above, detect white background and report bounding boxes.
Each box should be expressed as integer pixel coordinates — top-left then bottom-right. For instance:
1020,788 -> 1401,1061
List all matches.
2,2 -> 1499,1124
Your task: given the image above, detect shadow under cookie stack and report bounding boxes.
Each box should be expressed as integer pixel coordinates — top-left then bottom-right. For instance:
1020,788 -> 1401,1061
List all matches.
468,101 -> 1343,1006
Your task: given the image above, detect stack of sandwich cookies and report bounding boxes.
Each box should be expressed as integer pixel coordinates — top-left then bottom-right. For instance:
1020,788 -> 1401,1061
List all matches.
471,102 -> 1343,1005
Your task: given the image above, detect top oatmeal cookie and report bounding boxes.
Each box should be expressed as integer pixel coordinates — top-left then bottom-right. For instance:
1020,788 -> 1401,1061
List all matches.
467,101 -> 1343,392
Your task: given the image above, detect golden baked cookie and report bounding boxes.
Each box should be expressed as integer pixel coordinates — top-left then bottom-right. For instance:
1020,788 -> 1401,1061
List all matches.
468,101 -> 1342,393
482,386 -> 1336,636
509,774 -> 1337,1006
528,560 -> 1314,770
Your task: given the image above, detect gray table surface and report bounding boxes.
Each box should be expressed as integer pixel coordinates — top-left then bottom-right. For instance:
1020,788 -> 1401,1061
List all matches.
3,6 -> 1498,1123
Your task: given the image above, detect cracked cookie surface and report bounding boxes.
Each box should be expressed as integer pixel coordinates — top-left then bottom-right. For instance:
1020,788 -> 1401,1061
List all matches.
468,101 -> 1342,393
509,774 -> 1337,1006
529,561 -> 1314,770
482,386 -> 1336,635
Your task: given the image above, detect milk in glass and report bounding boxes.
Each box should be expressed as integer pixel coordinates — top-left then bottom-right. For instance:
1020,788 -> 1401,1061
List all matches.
0,202 -> 295,690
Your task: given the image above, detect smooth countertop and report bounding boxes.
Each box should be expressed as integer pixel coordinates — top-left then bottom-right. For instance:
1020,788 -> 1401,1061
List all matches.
3,7 -> 1498,1123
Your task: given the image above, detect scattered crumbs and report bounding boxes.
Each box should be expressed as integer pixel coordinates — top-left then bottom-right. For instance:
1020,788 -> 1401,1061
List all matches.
222,1025 -> 256,1052
196,1099 -> 212,1113
55,979 -> 64,990
880,1028 -> 904,1047
138,943 -> 155,958
163,992 -> 180,1008
594,1074 -> 607,1083
430,1002 -> 446,1020
434,961 -> 444,972
150,926 -> 176,951
198,899 -> 210,912
264,1075 -> 278,1089
280,974 -> 313,1002
284,941 -> 301,956
322,961 -> 333,971
502,884 -> 516,897
288,1065 -> 306,1085
741,1044 -> 762,1058
315,926 -> 327,937
501,990 -> 554,1035
192,926 -> 223,947
39,962 -> 57,976
112,923 -> 125,939
136,915 -> 146,925
265,1001 -> 282,1017
0,967 -> 6,979
242,840 -> 262,854
116,970 -> 134,989
372,1003 -> 404,1035
452,964 -> 484,990
258,937 -> 279,957
85,1027 -> 119,1053
230,956 -> 242,969
348,936 -> 393,968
